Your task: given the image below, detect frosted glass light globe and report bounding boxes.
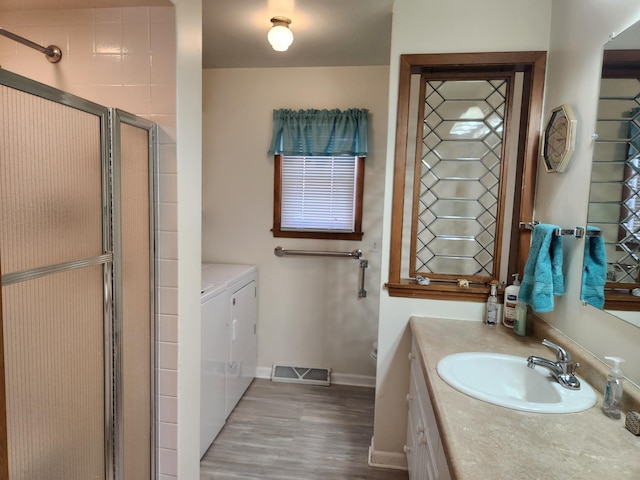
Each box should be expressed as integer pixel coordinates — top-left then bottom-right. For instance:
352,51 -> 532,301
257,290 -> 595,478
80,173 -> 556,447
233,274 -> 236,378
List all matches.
268,25 -> 294,52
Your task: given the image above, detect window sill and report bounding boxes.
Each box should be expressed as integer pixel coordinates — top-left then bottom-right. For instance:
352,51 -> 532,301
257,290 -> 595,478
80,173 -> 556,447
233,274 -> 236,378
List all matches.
272,230 -> 363,241
604,290 -> 640,311
386,279 -> 493,302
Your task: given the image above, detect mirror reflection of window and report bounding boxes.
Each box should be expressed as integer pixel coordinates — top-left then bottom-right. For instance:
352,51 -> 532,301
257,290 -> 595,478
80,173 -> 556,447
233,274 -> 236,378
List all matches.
587,40 -> 640,312
620,109 -> 640,258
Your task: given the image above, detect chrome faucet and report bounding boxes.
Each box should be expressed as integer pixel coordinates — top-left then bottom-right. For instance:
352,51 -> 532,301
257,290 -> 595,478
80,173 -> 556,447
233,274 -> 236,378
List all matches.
527,339 -> 581,390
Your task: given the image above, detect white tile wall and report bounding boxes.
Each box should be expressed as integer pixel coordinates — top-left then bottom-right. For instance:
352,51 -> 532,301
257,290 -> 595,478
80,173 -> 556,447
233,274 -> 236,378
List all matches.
0,6 -> 178,479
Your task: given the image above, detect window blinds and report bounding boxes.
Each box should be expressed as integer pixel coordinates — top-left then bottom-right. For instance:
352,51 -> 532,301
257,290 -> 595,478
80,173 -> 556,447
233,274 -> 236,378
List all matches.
280,155 -> 357,232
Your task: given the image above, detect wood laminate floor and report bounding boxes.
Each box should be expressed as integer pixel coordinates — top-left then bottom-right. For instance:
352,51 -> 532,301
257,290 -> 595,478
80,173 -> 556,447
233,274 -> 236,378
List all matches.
200,378 -> 409,480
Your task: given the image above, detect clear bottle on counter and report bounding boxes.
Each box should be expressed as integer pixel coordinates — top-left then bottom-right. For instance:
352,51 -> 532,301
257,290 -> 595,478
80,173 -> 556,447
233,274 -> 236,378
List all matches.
485,283 -> 498,326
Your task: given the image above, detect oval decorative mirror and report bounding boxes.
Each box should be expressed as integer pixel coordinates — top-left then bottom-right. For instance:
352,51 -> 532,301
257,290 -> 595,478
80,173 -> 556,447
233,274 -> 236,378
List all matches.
585,20 -> 640,325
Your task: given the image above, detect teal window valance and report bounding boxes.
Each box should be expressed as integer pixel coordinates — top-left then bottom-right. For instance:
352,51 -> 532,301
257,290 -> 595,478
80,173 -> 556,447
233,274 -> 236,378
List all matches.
268,108 -> 369,157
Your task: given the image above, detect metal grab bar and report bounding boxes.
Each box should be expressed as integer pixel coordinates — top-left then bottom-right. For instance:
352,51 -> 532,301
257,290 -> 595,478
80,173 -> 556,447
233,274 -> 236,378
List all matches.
358,260 -> 368,298
0,27 -> 62,63
274,246 -> 362,259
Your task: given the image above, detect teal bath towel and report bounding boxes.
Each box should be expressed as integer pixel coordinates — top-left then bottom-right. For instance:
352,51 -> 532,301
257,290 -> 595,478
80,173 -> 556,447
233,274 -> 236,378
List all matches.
580,227 -> 607,309
519,224 -> 564,312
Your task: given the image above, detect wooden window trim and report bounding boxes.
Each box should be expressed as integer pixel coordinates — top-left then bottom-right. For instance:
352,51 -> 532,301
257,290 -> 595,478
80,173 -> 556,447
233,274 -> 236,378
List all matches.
386,52 -> 546,300
272,154 -> 365,241
602,50 -> 640,79
604,287 -> 640,311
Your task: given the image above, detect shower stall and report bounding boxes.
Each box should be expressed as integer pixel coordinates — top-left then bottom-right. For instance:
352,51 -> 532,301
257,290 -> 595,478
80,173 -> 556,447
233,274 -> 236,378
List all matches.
0,68 -> 157,479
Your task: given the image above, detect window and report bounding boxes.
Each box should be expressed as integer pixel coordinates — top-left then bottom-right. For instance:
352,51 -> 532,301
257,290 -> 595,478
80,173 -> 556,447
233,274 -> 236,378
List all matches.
387,52 -> 546,301
269,109 -> 368,240
274,154 -> 364,238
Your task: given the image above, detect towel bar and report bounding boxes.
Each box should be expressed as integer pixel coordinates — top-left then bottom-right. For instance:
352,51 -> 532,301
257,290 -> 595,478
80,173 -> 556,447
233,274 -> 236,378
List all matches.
518,223 -> 601,238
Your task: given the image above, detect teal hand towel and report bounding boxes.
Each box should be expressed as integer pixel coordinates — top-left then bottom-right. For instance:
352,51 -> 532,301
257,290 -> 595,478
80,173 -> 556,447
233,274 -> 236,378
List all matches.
519,224 -> 564,313
580,227 -> 607,309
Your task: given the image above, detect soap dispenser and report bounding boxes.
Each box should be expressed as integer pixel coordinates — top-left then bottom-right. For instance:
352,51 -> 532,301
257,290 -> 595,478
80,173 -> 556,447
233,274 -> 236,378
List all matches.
602,356 -> 625,419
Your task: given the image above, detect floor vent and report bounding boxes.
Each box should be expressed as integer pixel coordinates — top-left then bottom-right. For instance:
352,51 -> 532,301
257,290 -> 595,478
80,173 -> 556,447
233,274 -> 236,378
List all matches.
271,365 -> 331,386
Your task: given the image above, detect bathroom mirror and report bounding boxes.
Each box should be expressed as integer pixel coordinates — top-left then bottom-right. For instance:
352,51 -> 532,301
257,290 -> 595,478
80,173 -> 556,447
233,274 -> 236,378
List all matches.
585,20 -> 640,324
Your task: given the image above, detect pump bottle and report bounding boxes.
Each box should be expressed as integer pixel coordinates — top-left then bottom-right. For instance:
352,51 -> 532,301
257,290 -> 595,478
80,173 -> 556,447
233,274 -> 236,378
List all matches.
502,273 -> 520,328
602,356 -> 625,419
485,283 -> 498,326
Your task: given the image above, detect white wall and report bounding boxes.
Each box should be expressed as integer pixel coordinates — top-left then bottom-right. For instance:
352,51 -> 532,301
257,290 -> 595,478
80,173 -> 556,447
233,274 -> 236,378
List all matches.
534,0 -> 640,387
202,66 -> 389,383
172,1 -> 202,479
372,0 -> 553,459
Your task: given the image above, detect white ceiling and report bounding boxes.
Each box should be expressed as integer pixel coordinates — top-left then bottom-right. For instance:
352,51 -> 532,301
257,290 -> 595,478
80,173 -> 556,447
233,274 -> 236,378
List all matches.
0,0 -> 171,10
1,0 -> 393,69
202,0 -> 393,69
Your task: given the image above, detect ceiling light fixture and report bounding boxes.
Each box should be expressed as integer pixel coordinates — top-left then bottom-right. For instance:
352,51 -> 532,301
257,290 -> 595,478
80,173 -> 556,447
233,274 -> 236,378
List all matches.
268,16 -> 294,52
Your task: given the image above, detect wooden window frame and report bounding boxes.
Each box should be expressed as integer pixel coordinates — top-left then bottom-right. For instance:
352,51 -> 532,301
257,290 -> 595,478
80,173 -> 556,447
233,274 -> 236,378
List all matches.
272,154 -> 365,240
386,52 -> 546,301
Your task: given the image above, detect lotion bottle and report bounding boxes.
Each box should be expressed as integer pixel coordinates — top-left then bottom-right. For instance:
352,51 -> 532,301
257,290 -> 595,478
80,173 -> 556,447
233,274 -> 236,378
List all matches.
602,356 -> 625,419
502,274 -> 520,328
485,283 -> 498,326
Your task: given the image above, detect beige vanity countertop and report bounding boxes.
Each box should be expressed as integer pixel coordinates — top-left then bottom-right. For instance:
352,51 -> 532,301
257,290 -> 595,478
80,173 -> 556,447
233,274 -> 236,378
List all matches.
410,316 -> 640,480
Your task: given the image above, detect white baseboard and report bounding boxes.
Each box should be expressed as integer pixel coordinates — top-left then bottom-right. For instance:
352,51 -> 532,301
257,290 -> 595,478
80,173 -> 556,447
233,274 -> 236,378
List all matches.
331,373 -> 375,388
256,366 -> 273,379
255,366 -> 375,388
368,438 -> 408,471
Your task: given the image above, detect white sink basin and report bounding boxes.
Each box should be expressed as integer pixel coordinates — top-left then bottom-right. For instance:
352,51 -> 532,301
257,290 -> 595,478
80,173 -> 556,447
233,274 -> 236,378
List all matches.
436,352 -> 596,413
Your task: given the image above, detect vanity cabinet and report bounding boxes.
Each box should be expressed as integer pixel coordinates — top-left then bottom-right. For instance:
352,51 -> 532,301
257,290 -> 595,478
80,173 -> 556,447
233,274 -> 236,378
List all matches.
406,338 -> 451,480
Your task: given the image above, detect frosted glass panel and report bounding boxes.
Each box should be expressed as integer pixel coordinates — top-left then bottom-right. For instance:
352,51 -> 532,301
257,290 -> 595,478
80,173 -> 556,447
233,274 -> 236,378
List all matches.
2,266 -> 105,480
0,85 -> 103,275
120,122 -> 152,479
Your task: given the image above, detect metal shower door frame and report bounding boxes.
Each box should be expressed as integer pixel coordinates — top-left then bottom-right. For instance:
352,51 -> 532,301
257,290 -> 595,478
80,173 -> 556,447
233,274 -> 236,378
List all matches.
110,107 -> 158,480
0,69 -> 157,480
0,68 -> 114,480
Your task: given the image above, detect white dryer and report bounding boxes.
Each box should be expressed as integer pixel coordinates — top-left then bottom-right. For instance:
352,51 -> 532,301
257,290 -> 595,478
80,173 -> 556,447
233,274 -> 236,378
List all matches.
200,280 -> 227,458
200,263 -> 258,458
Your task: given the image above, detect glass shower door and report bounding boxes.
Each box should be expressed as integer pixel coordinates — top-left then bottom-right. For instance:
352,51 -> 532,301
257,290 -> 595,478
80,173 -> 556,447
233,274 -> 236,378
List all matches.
112,109 -> 156,480
0,71 -> 112,480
